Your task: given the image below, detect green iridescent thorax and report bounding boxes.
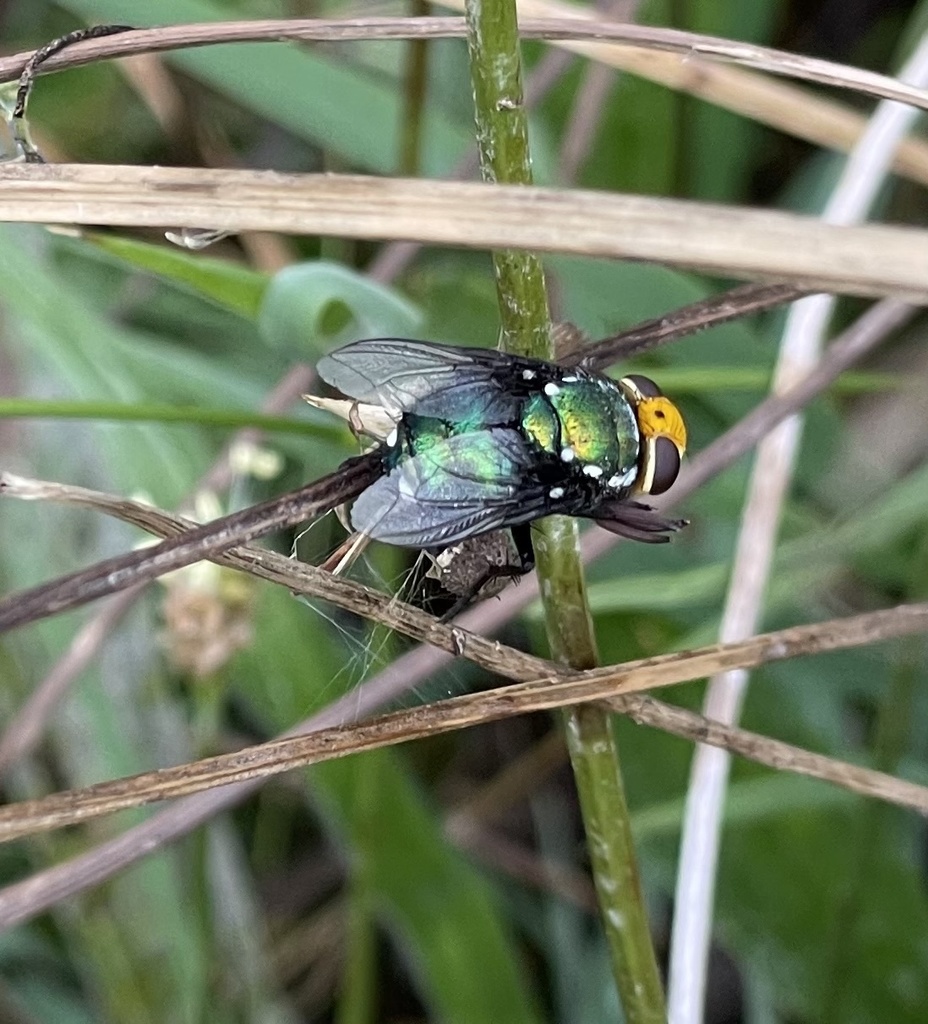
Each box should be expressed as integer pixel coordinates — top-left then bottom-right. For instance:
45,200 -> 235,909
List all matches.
523,378 -> 639,477
521,394 -> 559,453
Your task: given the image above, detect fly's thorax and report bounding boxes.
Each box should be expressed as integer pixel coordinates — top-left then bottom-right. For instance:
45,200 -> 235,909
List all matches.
521,375 -> 640,489
521,392 -> 559,453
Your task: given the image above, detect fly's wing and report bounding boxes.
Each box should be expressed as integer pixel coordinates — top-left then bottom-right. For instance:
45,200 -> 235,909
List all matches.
592,501 -> 688,543
350,428 -> 553,548
316,339 -> 556,418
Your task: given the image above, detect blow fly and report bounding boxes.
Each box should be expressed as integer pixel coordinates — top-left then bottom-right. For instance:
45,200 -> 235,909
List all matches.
313,339 -> 687,602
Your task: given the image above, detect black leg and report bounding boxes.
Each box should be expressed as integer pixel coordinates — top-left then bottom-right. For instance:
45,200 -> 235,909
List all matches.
509,524 -> 536,575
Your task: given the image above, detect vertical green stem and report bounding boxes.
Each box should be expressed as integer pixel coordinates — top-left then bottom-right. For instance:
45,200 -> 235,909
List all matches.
399,0 -> 431,177
463,3 -> 666,1020
464,0 -> 548,357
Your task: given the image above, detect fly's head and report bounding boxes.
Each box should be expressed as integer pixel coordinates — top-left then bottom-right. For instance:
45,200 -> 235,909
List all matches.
619,374 -> 687,497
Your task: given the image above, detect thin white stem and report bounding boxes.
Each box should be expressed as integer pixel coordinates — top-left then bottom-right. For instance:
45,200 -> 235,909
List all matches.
667,29 -> 928,1024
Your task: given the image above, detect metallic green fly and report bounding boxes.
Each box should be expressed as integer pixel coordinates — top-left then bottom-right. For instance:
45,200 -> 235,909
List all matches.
0,283 -> 807,636
312,339 -> 688,604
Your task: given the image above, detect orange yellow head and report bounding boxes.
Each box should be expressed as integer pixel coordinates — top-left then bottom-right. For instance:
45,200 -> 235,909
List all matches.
618,374 -> 687,496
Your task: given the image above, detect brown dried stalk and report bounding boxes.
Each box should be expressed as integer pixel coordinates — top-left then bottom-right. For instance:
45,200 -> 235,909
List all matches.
0,597 -> 926,843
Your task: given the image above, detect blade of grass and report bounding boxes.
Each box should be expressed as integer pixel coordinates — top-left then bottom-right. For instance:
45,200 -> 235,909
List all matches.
4,165 -> 928,300
463,1 -> 665,1019
53,0 -> 472,175
0,398 -> 338,437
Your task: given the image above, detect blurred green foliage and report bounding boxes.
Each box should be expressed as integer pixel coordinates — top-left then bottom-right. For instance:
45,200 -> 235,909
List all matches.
1,1 -> 927,1022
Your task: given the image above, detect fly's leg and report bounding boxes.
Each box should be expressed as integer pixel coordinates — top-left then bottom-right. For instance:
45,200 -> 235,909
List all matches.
318,530 -> 372,576
510,524 -> 536,576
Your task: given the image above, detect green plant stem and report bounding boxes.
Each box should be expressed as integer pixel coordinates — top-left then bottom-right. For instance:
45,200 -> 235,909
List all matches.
399,0 -> 431,176
463,2 -> 666,1020
463,0 -> 547,358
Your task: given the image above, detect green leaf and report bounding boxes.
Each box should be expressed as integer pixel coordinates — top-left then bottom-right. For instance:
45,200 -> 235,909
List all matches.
85,232 -> 267,318
237,591 -> 540,1024
54,0 -> 473,174
258,260 -> 422,356
315,751 -> 543,1024
632,774 -> 854,843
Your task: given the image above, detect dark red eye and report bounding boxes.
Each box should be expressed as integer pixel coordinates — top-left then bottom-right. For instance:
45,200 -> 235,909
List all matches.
649,436 -> 681,495
625,374 -> 663,398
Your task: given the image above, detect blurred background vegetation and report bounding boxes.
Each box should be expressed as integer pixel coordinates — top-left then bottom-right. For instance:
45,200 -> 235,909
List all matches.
1,1 -> 928,1022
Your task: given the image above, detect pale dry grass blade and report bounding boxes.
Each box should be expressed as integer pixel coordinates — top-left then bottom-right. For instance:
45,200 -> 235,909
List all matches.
1,15 -> 925,111
1,166 -> 928,299
667,31 -> 928,1024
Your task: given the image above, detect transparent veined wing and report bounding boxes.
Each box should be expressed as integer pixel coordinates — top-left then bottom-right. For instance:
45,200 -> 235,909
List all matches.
316,339 -> 558,418
350,428 -> 555,547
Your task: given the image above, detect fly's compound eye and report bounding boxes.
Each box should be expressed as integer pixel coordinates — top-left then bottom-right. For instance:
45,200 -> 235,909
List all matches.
620,374 -> 663,399
647,436 -> 682,495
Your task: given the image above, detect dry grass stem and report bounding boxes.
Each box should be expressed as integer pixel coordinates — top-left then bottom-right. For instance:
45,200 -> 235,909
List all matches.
5,12 -> 925,188
1,477 -> 928,843
0,601 -> 926,844
0,165 -> 927,300
5,14 -> 916,103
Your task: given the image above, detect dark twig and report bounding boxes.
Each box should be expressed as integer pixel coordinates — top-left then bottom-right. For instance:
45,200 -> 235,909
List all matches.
0,280 -> 808,636
11,25 -> 133,161
565,282 -> 808,369
0,451 -> 381,633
